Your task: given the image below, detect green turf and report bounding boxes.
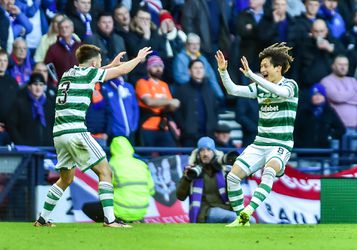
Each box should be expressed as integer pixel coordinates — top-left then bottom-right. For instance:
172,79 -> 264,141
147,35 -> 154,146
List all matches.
1,223 -> 356,250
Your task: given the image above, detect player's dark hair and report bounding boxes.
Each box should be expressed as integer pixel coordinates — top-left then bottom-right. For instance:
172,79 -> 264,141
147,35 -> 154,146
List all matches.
258,42 -> 294,74
76,44 -> 101,64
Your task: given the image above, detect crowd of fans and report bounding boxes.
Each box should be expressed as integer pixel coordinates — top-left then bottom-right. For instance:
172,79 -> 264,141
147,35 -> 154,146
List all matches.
0,0 -> 356,151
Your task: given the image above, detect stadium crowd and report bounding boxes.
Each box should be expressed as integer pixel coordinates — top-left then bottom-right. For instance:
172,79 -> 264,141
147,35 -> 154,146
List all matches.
0,0 -> 356,151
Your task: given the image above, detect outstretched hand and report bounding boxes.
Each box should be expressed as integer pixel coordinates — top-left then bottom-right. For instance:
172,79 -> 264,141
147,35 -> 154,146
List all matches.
137,47 -> 153,61
215,50 -> 228,71
111,51 -> 127,67
239,56 -> 251,76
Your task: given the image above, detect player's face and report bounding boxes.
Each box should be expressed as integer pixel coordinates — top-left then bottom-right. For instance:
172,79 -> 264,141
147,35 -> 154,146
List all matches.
0,54 -> 8,74
332,57 -> 349,77
95,55 -> 102,68
260,57 -> 282,83
28,82 -> 45,99
199,148 -> 215,165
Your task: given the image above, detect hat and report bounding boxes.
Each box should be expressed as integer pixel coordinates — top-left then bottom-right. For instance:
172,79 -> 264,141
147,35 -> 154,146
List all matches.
197,137 -> 216,151
146,55 -> 164,70
28,73 -> 45,85
215,123 -> 231,133
159,10 -> 174,24
310,83 -> 327,98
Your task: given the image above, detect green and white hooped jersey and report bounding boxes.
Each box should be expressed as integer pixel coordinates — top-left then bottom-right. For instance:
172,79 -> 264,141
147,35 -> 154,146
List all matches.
53,66 -> 107,137
248,77 -> 299,152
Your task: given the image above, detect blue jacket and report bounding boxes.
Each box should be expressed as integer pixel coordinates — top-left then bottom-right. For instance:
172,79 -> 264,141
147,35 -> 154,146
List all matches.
103,78 -> 139,137
173,49 -> 224,99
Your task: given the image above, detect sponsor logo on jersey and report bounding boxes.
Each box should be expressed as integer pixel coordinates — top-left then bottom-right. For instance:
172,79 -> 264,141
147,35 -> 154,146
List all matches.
260,105 -> 279,112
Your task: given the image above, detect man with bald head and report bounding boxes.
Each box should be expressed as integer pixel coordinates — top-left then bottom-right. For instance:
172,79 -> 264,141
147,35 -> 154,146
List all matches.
298,19 -> 345,100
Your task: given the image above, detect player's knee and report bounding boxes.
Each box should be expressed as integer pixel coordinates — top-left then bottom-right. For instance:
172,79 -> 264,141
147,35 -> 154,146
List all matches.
231,164 -> 247,179
265,158 -> 282,173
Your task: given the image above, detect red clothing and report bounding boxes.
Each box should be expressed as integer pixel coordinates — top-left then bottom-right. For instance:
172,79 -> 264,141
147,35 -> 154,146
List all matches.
44,40 -> 82,79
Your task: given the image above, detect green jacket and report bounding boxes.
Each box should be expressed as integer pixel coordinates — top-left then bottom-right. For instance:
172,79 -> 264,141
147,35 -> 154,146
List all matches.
110,136 -> 155,221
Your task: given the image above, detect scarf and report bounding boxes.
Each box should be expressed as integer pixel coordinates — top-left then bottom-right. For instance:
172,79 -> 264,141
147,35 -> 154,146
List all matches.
27,90 -> 47,127
58,36 -> 76,52
189,170 -> 228,223
79,12 -> 93,38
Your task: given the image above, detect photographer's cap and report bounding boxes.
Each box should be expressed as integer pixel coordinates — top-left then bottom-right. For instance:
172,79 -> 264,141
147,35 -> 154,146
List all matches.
197,137 -> 216,151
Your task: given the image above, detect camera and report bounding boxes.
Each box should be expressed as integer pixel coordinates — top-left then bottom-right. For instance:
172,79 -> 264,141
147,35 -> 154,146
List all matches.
187,165 -> 203,180
219,150 -> 240,165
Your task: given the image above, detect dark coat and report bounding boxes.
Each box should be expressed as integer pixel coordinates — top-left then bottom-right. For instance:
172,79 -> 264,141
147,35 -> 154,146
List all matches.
181,0 -> 230,54
294,104 -> 345,149
174,79 -> 218,143
68,12 -> 96,40
0,75 -> 19,123
6,90 -> 55,146
0,7 -> 10,52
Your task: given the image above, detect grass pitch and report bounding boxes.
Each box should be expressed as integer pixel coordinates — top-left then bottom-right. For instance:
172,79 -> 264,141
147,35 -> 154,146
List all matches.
1,223 -> 356,250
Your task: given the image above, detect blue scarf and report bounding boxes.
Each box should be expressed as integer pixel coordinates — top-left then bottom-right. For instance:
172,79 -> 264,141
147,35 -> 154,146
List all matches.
27,90 -> 47,127
58,36 -> 76,52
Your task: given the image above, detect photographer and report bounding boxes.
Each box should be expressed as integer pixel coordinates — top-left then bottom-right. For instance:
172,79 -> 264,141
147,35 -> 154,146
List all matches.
176,137 -> 238,223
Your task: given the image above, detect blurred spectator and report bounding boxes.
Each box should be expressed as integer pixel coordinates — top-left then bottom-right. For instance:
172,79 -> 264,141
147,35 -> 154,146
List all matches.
235,96 -> 259,148
113,4 -> 131,40
68,0 -> 94,40
174,59 -> 218,147
321,55 -> 357,150
176,136 -> 235,223
258,0 -> 297,46
110,136 -> 154,222
294,83 -> 345,149
173,33 -> 224,99
34,13 -> 80,63
318,0 -> 346,39
6,73 -> 55,146
33,62 -> 57,102
135,55 -> 180,147
0,0 -> 33,54
44,17 -> 82,79
158,10 -> 186,84
213,123 -> 236,148
138,0 -> 163,26
7,37 -> 33,87
85,12 -> 126,66
298,19 -> 345,101
342,10 -> 357,76
293,0 -> 321,44
337,0 -> 355,30
86,83 -> 112,148
16,0 -> 56,56
126,7 -> 167,84
233,0 -> 267,73
0,49 -> 19,145
286,0 -> 305,17
181,0 -> 230,66
104,76 -> 139,145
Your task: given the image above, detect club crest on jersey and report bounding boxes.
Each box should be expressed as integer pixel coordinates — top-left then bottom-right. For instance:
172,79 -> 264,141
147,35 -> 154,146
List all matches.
258,92 -> 278,99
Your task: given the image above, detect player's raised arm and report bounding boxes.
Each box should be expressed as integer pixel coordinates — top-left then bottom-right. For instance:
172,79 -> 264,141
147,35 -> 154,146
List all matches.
215,50 -> 257,98
104,47 -> 152,81
101,51 -> 127,69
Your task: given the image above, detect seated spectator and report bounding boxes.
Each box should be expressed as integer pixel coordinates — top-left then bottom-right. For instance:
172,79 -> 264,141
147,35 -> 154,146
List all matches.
213,123 -> 236,148
294,83 -> 345,150
113,4 -> 131,40
176,137 -> 236,223
173,33 -> 224,99
126,6 -> 167,84
174,59 -> 218,146
135,55 -> 180,147
158,10 -> 186,84
85,12 -> 126,66
104,76 -> 139,145
34,13 -> 80,63
44,17 -> 82,79
86,83 -> 112,148
0,49 -> 19,145
235,95 -> 259,148
0,0 -> 32,53
318,0 -> 346,39
6,73 -> 55,146
7,37 -> 33,87
67,0 -> 95,40
321,55 -> 357,150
